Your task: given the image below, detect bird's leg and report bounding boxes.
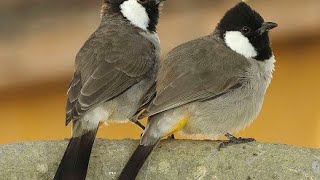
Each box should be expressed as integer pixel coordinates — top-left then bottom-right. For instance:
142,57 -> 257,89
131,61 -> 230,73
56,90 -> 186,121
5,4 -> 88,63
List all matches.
135,121 -> 146,130
129,117 -> 145,130
218,133 -> 255,151
167,134 -> 175,140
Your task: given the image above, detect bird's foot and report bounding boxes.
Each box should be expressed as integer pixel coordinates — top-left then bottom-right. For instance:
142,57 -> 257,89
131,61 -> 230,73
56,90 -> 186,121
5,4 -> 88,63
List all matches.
167,134 -> 175,140
218,133 -> 255,151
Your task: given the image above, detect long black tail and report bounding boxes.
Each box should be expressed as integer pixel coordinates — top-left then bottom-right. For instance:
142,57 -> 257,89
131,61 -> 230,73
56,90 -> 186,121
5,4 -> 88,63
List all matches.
54,129 -> 98,180
118,141 -> 159,180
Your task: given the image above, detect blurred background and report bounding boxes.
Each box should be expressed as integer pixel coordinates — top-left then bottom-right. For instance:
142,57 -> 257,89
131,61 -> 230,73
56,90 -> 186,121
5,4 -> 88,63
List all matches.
1,0 -> 319,148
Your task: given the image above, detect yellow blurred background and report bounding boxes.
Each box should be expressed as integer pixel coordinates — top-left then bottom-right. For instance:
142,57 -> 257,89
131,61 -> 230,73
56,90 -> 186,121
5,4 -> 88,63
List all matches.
1,0 -> 320,148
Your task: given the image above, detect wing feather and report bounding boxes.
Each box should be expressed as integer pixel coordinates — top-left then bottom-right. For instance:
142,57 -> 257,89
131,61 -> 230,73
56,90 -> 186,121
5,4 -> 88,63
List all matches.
145,35 -> 250,116
65,26 -> 157,124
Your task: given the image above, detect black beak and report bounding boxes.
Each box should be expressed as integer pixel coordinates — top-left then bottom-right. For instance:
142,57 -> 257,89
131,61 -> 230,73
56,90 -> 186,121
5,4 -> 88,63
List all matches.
257,22 -> 278,35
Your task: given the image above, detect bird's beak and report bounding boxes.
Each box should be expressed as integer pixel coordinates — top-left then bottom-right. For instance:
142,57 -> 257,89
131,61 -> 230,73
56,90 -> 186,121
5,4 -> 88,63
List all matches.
257,22 -> 278,35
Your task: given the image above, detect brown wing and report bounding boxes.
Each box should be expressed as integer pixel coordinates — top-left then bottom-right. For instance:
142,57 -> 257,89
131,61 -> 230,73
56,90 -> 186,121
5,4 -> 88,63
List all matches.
66,27 -> 157,124
144,35 -> 251,116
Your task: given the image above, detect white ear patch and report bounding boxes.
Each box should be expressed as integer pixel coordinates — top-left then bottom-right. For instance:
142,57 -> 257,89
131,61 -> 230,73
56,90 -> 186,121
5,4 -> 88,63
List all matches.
224,31 -> 257,58
120,0 -> 149,31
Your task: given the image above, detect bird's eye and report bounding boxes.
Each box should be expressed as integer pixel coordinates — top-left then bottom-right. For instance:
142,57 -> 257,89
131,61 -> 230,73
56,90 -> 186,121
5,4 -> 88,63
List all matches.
138,0 -> 148,4
241,26 -> 251,34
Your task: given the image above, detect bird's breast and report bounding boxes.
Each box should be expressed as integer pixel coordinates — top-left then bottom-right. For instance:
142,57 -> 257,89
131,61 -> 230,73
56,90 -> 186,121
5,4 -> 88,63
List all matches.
180,68 -> 272,139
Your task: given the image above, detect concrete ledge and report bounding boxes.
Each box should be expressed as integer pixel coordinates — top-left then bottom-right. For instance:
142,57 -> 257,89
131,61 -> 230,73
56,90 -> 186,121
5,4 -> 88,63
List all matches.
0,140 -> 319,179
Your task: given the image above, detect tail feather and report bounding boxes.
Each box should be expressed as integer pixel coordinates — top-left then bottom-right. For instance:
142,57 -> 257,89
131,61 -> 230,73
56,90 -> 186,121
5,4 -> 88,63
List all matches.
54,129 -> 98,180
118,141 -> 159,180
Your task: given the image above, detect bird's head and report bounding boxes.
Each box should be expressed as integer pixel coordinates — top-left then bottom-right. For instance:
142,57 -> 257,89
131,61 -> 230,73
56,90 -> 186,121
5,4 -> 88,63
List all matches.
216,2 -> 278,61
102,0 -> 165,32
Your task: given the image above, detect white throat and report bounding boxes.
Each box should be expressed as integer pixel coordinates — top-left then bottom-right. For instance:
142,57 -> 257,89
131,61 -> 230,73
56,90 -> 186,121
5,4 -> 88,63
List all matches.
120,0 -> 149,31
224,31 -> 257,58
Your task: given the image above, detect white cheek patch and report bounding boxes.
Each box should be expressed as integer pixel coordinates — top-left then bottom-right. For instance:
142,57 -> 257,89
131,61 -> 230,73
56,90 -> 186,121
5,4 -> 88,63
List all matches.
264,55 -> 276,83
224,31 -> 257,58
120,0 -> 149,31
265,55 -> 276,73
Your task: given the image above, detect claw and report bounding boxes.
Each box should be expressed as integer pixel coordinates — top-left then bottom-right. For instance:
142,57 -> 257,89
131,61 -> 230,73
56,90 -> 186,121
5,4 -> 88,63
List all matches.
218,133 -> 255,151
167,134 -> 175,140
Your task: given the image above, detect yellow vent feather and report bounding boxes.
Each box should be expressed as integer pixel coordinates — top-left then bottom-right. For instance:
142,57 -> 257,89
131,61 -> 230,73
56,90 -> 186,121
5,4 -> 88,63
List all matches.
163,115 -> 190,138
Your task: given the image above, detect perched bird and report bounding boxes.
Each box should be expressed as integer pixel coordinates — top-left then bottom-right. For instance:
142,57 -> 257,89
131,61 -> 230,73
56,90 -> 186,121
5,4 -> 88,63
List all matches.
119,2 -> 278,179
54,0 -> 164,179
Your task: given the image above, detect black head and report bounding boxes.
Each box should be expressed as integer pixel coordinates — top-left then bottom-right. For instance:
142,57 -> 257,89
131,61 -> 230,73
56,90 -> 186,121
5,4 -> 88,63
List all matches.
216,2 -> 278,61
102,0 -> 164,32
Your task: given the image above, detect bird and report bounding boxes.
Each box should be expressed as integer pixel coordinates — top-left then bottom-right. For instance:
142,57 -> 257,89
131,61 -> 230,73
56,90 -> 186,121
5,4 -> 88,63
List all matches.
118,2 -> 278,179
54,0 -> 164,179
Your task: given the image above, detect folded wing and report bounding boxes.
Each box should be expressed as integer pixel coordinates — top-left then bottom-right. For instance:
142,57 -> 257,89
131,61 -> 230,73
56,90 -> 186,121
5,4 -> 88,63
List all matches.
145,35 -> 251,116
66,28 -> 156,124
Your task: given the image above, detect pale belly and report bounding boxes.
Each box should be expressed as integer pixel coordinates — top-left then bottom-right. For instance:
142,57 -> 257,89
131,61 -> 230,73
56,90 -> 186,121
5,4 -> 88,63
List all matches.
180,89 -> 266,139
143,87 -> 267,143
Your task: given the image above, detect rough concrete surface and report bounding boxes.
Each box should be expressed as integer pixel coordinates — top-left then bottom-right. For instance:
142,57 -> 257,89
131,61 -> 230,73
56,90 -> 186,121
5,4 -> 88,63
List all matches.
0,140 -> 319,180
